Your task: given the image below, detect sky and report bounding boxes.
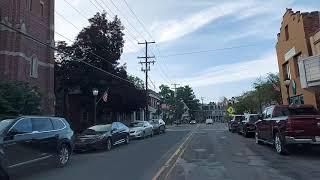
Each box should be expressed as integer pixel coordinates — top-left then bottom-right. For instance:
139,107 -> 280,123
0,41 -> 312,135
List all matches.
55,0 -> 320,103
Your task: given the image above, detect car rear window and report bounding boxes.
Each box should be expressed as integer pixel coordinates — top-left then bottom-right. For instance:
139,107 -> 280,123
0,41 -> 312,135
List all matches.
51,118 -> 65,130
249,115 -> 259,122
275,107 -> 319,116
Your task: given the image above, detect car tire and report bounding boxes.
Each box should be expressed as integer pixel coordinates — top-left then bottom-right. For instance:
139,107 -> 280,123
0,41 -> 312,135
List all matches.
125,134 -> 130,144
162,126 -> 166,133
106,138 -> 112,151
255,131 -> 263,145
151,130 -> 154,137
274,133 -> 288,155
56,143 -> 71,167
0,168 -> 9,180
142,132 -> 146,139
243,129 -> 249,138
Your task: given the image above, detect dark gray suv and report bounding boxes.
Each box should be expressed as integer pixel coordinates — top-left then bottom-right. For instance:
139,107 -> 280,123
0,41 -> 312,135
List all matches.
0,116 -> 74,179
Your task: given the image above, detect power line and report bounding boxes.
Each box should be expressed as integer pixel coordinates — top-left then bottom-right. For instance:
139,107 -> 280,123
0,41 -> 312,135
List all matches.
63,0 -> 140,50
160,43 -> 264,57
0,21 -> 135,85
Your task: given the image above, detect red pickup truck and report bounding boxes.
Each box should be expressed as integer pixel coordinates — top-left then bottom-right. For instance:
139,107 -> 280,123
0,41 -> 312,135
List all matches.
255,105 -> 320,154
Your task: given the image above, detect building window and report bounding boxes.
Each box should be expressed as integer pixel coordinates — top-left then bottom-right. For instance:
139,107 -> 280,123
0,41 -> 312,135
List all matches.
40,1 -> 44,16
30,56 -> 38,78
29,0 -> 33,11
283,62 -> 291,80
285,25 -> 289,41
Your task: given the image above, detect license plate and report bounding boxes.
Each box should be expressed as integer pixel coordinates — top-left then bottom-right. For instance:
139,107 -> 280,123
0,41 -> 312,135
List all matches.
316,136 -> 320,142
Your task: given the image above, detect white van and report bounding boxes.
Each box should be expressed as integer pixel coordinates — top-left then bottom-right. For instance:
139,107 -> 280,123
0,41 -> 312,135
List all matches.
205,119 -> 213,125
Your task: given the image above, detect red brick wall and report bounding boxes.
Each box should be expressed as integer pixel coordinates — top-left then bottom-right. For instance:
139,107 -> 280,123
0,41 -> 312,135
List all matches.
0,0 -> 55,114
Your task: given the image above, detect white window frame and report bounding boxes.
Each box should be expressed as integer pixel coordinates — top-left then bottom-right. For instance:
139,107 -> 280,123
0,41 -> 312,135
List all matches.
30,55 -> 38,78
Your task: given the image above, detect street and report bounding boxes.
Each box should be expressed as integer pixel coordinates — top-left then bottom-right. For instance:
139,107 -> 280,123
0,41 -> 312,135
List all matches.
10,123 -> 320,180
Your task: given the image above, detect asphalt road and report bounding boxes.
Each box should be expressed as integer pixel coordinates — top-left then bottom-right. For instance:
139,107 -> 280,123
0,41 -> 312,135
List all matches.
9,123 -> 320,180
10,125 -> 192,180
167,123 -> 320,180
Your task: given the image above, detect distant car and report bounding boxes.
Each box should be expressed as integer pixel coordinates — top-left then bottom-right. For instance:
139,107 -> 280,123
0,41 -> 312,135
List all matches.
74,122 -> 129,152
129,121 -> 153,139
238,114 -> 259,137
205,119 -> 213,125
0,116 -> 74,179
149,119 -> 166,134
228,115 -> 244,133
190,120 -> 197,124
255,105 -> 320,155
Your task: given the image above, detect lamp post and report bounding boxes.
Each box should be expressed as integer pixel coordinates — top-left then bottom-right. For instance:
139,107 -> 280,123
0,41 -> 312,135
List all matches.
92,88 -> 99,125
284,79 -> 291,105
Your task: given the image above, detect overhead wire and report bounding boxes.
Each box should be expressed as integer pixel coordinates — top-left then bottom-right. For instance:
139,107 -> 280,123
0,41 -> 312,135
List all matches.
0,22 -> 135,85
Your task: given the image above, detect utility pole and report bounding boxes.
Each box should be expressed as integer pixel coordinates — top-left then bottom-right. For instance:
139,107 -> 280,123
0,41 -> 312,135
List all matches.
171,83 -> 180,123
138,41 -> 155,122
201,97 -> 205,122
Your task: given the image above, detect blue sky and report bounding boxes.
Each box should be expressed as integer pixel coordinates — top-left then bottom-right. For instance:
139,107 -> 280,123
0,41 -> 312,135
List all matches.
55,0 -> 320,103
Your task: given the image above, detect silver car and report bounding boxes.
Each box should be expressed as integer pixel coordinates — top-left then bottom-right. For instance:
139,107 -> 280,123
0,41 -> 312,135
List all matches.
129,121 -> 153,139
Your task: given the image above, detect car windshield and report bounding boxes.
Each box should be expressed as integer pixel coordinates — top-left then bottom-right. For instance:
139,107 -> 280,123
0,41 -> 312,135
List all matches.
0,119 -> 13,134
130,122 -> 144,127
148,120 -> 158,124
83,125 -> 111,135
249,115 -> 259,122
235,116 -> 243,121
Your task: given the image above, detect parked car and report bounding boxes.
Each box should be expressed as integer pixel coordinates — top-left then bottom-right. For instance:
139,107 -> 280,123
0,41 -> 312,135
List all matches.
0,116 -> 74,179
149,119 -> 166,134
129,121 -> 153,139
205,119 -> 213,125
228,115 -> 244,133
255,105 -> 320,155
190,120 -> 197,124
238,114 -> 259,137
74,122 -> 129,152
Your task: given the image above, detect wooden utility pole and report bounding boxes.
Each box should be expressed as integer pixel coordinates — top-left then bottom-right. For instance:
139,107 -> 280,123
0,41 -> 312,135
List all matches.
138,41 -> 155,121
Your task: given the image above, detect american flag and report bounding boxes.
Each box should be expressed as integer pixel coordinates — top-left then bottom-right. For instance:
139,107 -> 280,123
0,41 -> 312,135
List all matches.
102,90 -> 109,102
272,84 -> 280,92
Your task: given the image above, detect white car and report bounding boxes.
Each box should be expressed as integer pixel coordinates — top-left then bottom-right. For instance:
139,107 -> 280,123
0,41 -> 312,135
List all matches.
205,119 -> 213,125
129,121 -> 153,139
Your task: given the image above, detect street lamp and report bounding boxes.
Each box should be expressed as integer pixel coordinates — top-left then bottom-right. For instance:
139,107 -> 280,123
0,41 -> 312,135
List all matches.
284,79 -> 291,104
92,88 -> 99,125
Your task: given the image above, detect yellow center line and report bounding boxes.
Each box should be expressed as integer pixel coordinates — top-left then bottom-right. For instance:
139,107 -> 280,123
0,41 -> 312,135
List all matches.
152,124 -> 199,180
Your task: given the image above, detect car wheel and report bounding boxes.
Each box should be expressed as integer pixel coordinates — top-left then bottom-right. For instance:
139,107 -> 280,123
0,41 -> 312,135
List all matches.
56,143 -> 71,167
274,133 -> 288,155
0,168 -> 9,180
142,132 -> 146,139
243,129 -> 248,138
255,131 -> 263,145
106,138 -> 112,151
162,126 -> 166,133
151,130 -> 154,137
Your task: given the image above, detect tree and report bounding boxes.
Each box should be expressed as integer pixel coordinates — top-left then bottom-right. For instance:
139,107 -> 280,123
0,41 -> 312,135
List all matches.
55,12 -> 145,122
233,73 -> 281,114
0,80 -> 42,117
128,75 -> 145,90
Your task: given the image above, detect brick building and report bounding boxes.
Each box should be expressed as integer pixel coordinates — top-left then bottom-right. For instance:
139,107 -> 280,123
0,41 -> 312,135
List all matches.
276,9 -> 320,108
0,0 -> 55,114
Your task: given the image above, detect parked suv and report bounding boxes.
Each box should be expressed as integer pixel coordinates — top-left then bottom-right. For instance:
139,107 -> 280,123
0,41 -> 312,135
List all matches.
228,115 -> 244,133
255,105 -> 320,154
238,114 -> 259,137
0,116 -> 74,179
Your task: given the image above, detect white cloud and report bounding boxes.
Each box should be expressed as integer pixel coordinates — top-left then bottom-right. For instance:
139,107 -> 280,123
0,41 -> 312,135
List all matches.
151,1 -> 254,43
173,52 -> 278,88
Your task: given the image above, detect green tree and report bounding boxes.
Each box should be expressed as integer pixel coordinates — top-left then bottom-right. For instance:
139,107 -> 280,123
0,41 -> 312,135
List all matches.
55,12 -> 145,121
0,81 -> 42,116
128,75 -> 145,90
